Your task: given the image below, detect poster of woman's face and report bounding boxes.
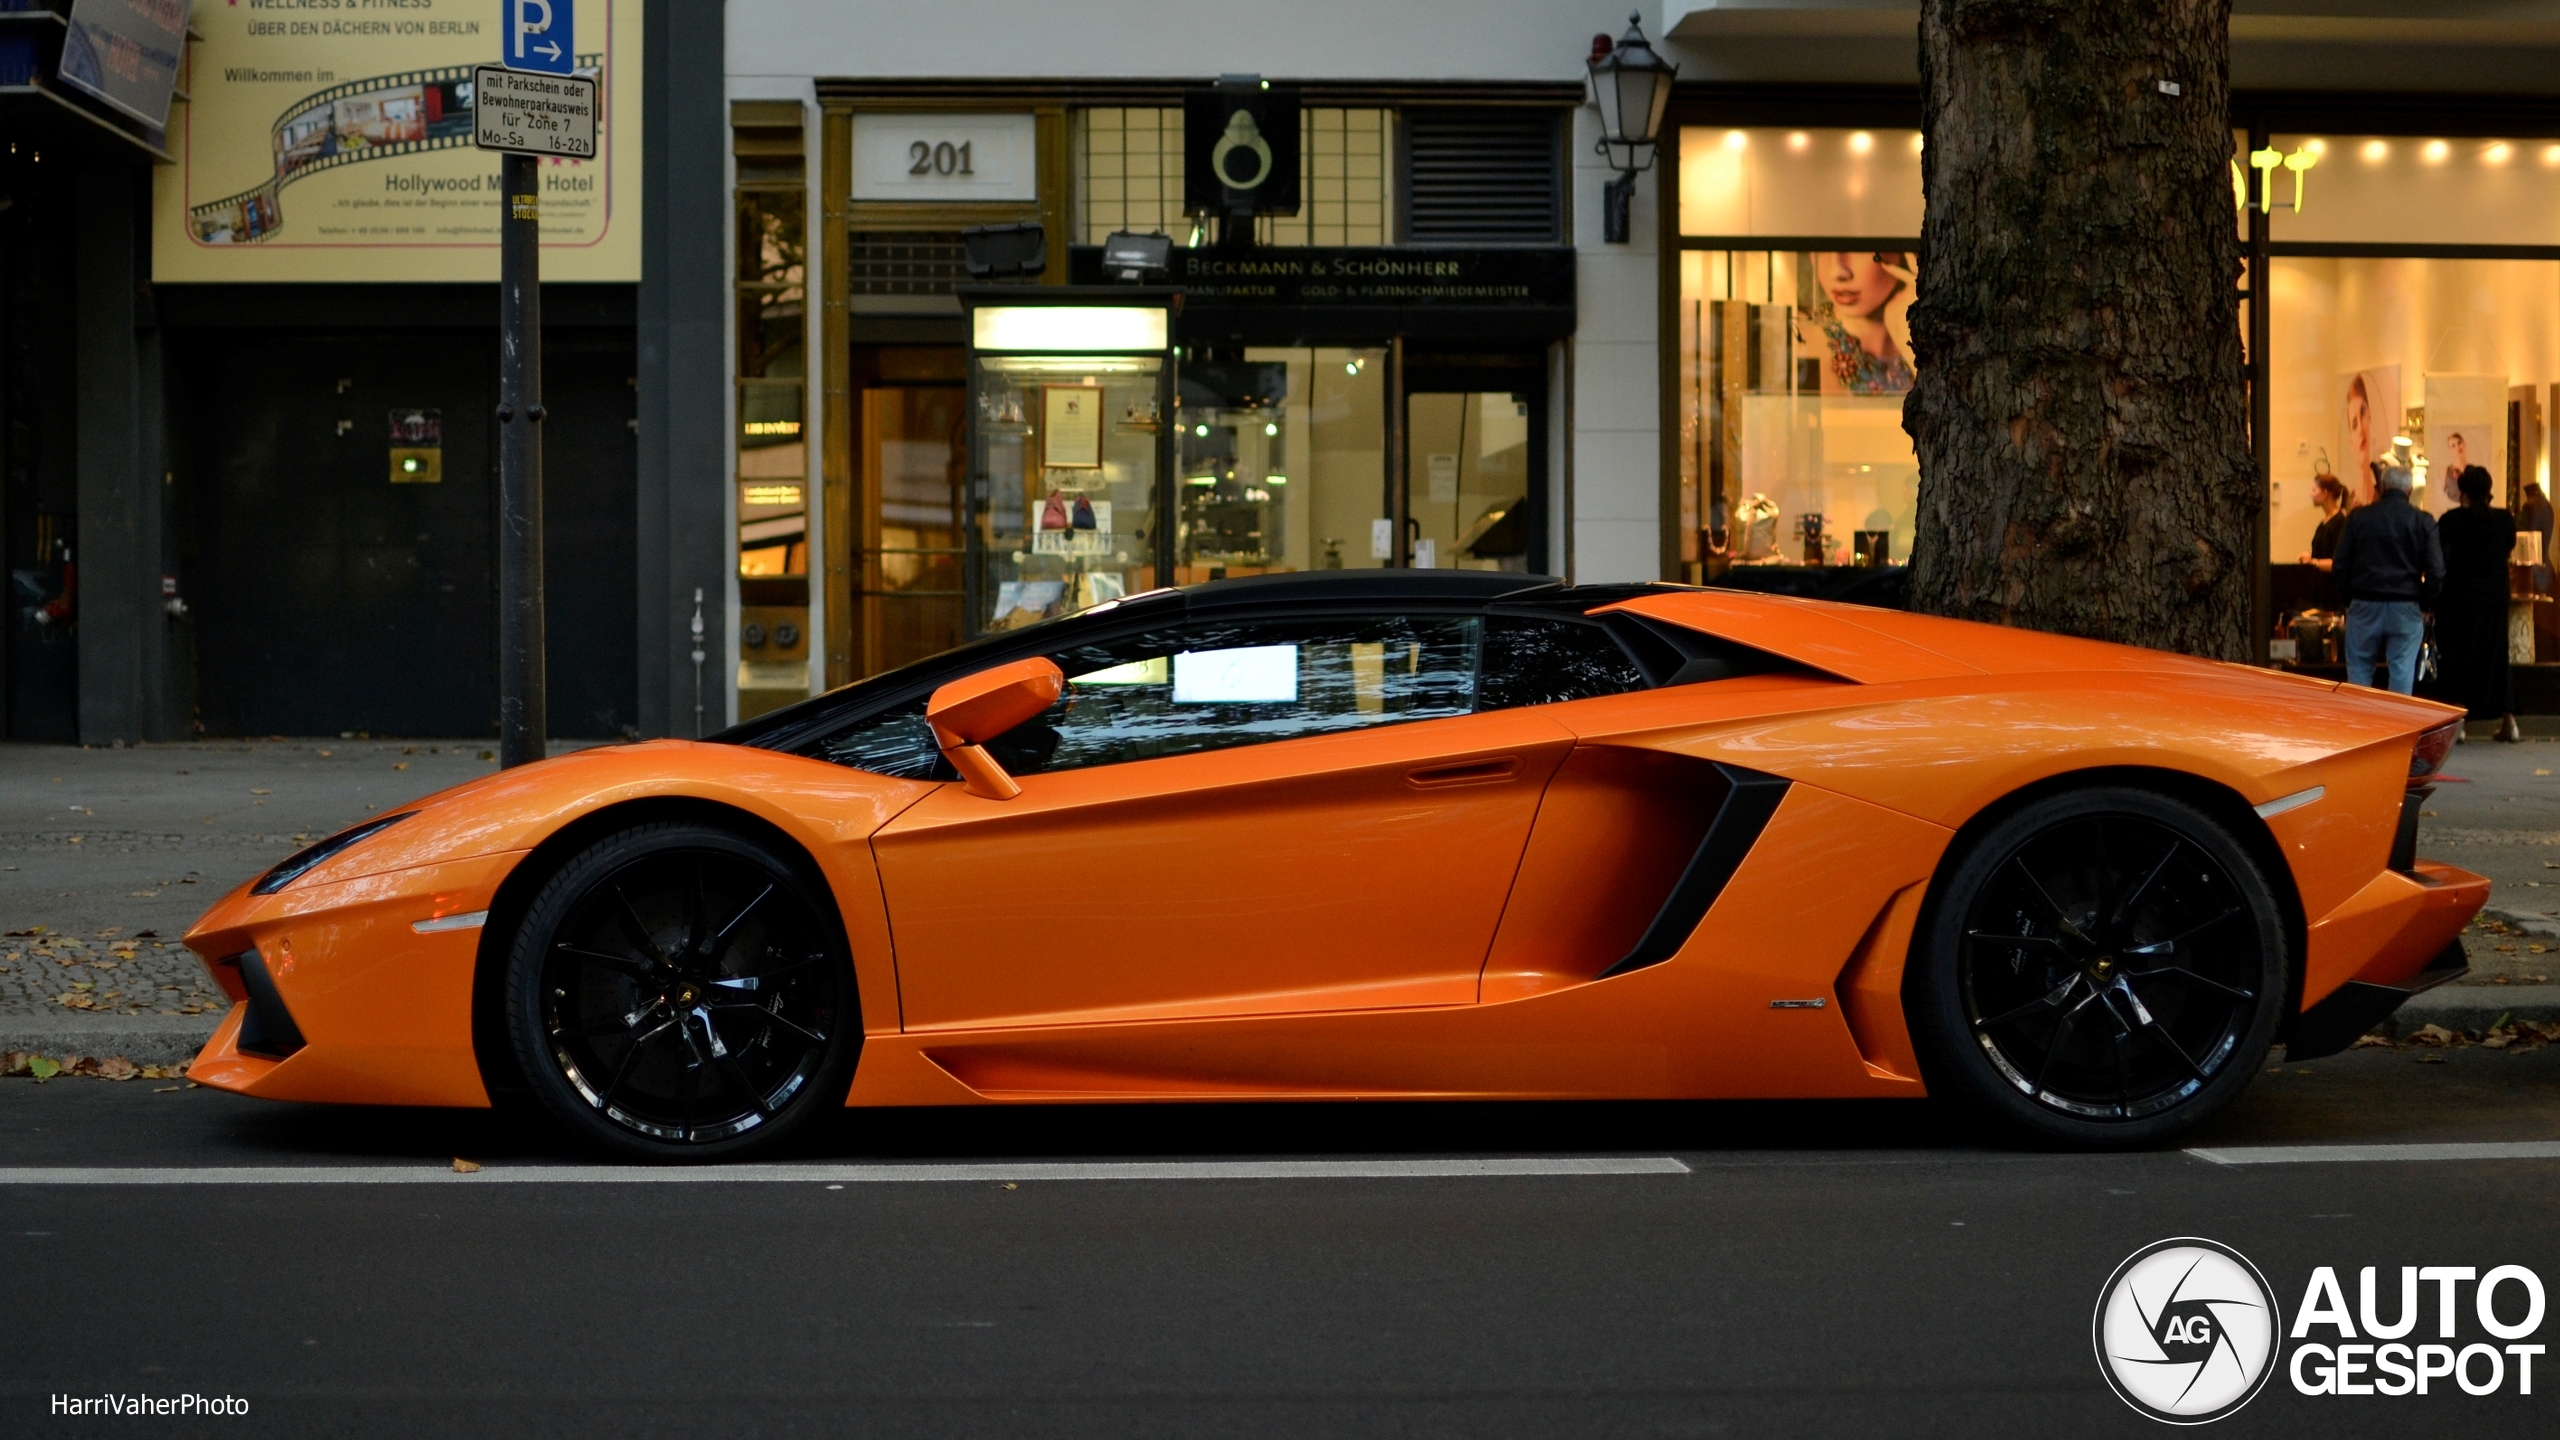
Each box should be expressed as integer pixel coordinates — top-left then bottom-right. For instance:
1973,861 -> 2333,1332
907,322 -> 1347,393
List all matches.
1798,251 -> 1917,396
2339,364 -> 2403,507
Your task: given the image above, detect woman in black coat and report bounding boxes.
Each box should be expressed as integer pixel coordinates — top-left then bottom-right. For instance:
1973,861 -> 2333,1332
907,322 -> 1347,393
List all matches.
2433,466 -> 2522,741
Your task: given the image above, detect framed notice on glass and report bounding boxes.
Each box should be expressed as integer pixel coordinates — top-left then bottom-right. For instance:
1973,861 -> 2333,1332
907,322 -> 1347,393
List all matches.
1042,385 -> 1104,469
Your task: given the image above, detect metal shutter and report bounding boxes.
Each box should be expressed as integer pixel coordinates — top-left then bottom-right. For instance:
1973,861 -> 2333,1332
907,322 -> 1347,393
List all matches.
1400,108 -> 1563,244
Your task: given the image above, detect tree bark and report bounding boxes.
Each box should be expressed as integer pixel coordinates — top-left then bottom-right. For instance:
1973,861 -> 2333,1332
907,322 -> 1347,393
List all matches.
1905,0 -> 2253,659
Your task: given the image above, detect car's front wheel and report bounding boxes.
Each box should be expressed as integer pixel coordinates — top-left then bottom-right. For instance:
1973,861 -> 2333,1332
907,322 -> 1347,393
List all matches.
505,822 -> 860,1162
1906,787 -> 2289,1148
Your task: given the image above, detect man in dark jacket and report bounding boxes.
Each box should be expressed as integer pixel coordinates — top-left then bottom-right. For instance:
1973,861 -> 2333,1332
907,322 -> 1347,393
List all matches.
2331,465 -> 2443,693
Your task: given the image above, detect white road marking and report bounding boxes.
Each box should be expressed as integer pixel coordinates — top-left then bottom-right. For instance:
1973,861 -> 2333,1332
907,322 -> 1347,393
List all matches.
0,1156 -> 1690,1186
2188,1140 -> 2560,1166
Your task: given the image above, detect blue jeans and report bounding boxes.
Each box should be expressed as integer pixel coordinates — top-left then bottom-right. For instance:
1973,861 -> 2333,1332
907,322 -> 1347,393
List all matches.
2345,599 -> 2425,693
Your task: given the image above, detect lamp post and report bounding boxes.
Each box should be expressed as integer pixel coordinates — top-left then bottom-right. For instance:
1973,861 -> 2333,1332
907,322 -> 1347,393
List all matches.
1586,13 -> 1677,244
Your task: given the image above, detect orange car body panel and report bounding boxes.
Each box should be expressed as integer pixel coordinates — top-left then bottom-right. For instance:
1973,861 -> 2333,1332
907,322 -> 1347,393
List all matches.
180,593 -> 2486,1111
875,709 -> 1577,1029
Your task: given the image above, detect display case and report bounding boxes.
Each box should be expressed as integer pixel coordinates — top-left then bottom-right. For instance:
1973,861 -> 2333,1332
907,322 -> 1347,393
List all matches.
961,289 -> 1177,635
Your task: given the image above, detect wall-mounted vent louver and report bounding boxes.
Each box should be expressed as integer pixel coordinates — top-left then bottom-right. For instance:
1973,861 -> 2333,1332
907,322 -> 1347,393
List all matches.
848,231 -> 969,296
1400,109 -> 1564,245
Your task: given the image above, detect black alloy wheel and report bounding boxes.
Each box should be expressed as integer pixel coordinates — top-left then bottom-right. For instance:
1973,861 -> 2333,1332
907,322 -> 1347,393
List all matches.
1907,787 -> 2288,1147
506,823 -> 859,1161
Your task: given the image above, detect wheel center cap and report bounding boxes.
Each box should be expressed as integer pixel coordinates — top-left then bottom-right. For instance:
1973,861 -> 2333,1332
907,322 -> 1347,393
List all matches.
2090,957 -> 2116,979
674,982 -> 700,1005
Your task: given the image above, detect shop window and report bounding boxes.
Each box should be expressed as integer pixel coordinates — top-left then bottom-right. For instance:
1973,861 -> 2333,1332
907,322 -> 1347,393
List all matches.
2265,252 -> 2560,625
1676,249 -> 1919,578
1073,107 -> 1392,247
1175,348 -> 1390,582
736,150 -> 811,717
1400,108 -> 1561,244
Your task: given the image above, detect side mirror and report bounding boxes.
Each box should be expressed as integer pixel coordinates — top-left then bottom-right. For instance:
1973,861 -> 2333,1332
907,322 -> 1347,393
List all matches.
925,657 -> 1065,800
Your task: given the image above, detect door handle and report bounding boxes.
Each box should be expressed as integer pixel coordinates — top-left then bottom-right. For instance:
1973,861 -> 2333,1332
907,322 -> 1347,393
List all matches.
1405,757 -> 1521,788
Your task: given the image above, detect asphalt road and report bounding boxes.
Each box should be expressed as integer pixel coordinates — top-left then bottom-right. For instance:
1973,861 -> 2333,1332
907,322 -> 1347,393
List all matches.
3,1048 -> 2556,1438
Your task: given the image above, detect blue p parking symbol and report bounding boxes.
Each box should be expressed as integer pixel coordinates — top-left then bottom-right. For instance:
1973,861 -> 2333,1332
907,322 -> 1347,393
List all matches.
506,0 -> 575,75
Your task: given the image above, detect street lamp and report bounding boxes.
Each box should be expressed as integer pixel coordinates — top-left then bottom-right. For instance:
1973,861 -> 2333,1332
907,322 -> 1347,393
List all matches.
1586,13 -> 1677,244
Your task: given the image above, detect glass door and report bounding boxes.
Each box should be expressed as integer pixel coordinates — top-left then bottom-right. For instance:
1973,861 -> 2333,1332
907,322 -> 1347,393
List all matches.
856,385 -> 967,676
1403,390 -> 1539,572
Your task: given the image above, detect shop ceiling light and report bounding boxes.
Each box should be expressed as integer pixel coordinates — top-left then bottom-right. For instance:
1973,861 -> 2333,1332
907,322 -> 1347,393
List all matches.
2362,139 -> 2389,162
2485,142 -> 2513,165
1722,130 -> 1746,151
1848,131 -> 1873,155
1263,422 -> 1279,436
2545,144 -> 2560,166
2423,139 -> 2449,164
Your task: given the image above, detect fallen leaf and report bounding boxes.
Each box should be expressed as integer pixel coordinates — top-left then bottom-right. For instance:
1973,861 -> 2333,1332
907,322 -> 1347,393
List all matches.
94,1057 -> 139,1081
153,1085 -> 181,1094
478,750 -> 496,761
452,1158 -> 482,1173
2416,1054 -> 2449,1064
2350,1033 -> 2395,1049
2406,1023 -> 2459,1047
251,789 -> 271,795
393,762 -> 409,770
28,1057 -> 59,1081
317,749 -> 333,758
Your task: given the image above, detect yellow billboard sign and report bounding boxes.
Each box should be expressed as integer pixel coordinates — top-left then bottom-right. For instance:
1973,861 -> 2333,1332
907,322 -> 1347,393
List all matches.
151,0 -> 639,282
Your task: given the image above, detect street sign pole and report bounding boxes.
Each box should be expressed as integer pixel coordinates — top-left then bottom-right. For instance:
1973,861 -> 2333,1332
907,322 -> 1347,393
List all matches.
476,0 -> 588,769
497,152 -> 546,769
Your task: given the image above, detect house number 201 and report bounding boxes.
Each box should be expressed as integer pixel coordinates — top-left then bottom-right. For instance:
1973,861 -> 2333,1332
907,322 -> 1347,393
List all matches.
908,140 -> 975,176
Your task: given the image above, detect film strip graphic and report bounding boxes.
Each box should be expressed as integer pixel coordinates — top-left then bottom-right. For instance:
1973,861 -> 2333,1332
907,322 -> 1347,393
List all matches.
189,54 -> 602,245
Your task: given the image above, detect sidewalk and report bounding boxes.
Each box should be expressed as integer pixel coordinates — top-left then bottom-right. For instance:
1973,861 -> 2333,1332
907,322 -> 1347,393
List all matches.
5,734 -> 2557,1066
3,739 -> 513,1063
2392,734 -> 2560,1034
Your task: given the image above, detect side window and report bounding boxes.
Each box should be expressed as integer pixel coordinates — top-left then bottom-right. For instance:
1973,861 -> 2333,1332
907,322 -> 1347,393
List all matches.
1476,614 -> 1649,710
994,615 -> 1482,774
808,699 -> 953,781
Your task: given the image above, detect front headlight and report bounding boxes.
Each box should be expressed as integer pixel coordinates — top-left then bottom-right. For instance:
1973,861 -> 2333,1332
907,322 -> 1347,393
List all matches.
251,812 -> 418,895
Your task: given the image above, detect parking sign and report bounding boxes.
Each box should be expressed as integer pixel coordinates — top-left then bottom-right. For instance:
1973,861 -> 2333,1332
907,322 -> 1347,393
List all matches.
504,0 -> 575,74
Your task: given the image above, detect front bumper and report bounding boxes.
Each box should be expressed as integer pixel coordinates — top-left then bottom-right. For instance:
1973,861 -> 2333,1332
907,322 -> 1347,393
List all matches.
2287,939 -> 2468,1061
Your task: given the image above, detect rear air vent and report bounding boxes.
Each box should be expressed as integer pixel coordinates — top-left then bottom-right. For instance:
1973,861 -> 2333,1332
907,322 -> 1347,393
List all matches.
1400,108 -> 1564,244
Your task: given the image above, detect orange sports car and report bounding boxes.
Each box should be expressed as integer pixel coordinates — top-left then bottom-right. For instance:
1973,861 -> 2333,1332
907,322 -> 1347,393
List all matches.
181,573 -> 2483,1160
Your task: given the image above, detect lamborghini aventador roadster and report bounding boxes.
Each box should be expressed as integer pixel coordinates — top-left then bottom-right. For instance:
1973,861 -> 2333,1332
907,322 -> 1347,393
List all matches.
181,572 -> 2485,1159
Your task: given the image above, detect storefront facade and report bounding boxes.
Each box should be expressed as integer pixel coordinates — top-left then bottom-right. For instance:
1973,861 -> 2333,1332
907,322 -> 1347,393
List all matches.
722,2 -> 1664,718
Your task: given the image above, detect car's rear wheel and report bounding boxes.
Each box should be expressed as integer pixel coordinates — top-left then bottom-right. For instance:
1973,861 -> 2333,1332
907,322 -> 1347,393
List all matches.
1906,787 -> 2288,1148
505,822 -> 859,1162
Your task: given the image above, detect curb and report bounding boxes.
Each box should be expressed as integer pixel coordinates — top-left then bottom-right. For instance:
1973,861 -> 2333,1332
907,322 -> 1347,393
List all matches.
0,1018 -> 219,1068
2385,983 -> 2560,1038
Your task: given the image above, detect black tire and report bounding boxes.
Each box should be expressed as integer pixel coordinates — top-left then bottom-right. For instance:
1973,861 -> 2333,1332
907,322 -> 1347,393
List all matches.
1905,787 -> 2288,1148
504,822 -> 860,1162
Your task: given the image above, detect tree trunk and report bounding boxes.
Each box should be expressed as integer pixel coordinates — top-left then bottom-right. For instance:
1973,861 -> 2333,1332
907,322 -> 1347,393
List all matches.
1905,0 -> 2253,660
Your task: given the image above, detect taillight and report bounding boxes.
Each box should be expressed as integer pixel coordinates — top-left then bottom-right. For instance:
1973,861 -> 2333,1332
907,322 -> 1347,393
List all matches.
2408,718 -> 2462,785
